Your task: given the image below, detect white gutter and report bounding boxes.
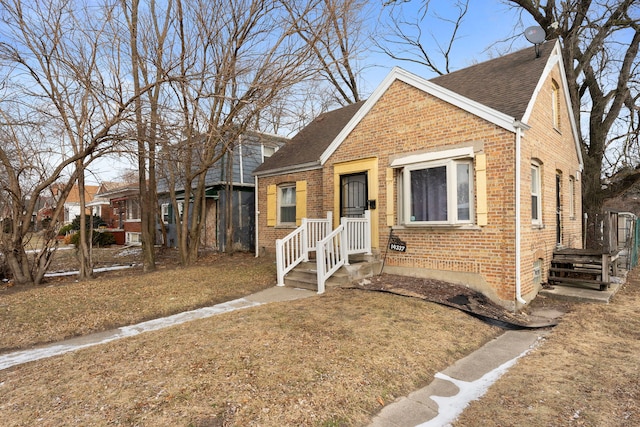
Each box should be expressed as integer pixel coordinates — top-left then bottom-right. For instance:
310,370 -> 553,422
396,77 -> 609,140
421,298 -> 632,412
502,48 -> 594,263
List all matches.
254,175 -> 259,257
514,122 -> 527,305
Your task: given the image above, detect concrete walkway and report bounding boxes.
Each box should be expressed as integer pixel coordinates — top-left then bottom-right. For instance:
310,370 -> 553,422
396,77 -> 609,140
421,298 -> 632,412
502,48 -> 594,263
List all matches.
0,286 -> 563,426
0,286 -> 316,371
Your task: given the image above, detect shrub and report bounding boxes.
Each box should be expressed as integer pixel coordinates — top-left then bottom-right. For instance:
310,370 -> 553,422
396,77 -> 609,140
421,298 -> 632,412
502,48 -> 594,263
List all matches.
69,231 -> 116,247
58,224 -> 74,236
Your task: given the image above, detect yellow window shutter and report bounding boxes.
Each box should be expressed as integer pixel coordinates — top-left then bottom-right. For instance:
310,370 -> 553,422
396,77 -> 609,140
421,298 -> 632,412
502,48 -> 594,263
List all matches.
295,180 -> 307,226
386,168 -> 395,226
266,184 -> 276,227
476,154 -> 488,226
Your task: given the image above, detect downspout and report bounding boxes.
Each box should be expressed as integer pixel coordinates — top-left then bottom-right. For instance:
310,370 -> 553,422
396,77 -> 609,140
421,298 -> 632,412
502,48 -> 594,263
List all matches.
515,122 -> 527,305
255,175 -> 259,257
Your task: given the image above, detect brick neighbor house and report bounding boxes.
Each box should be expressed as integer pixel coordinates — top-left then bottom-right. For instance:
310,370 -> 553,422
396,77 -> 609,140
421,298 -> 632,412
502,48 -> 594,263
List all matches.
253,40 -> 583,310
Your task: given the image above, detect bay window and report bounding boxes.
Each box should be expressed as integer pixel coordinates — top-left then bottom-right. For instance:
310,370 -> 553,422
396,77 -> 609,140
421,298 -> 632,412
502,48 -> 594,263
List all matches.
400,158 -> 473,225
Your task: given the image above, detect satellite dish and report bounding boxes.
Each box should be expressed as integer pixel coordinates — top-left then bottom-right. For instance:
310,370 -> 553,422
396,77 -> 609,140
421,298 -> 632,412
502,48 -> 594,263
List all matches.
524,26 -> 546,57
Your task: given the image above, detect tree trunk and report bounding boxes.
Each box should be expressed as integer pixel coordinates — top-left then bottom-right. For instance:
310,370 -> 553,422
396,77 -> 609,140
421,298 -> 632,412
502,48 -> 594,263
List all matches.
76,168 -> 93,280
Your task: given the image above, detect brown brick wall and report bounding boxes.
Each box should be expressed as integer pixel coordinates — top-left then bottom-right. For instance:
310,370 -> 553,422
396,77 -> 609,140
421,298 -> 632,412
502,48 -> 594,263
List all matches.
256,169 -> 323,255
256,64 -> 582,308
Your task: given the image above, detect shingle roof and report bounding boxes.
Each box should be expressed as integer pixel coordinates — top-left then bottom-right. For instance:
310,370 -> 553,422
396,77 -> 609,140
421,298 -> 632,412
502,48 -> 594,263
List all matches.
430,41 -> 555,120
253,101 -> 366,175
255,41 -> 556,175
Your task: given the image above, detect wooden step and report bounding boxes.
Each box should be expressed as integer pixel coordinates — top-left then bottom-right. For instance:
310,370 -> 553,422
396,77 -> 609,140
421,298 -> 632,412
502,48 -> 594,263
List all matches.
548,276 -> 609,291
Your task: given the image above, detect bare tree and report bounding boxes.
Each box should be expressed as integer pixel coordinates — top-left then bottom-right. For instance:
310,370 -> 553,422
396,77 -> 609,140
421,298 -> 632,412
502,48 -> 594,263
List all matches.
154,0 -> 316,265
283,0 -> 371,106
377,0 -> 471,75
0,0 -> 154,285
505,0 -> 640,248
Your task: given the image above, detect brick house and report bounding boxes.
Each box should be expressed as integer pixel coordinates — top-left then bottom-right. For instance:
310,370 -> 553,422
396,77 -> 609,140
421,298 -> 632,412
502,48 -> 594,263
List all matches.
253,40 -> 583,309
92,182 -> 141,245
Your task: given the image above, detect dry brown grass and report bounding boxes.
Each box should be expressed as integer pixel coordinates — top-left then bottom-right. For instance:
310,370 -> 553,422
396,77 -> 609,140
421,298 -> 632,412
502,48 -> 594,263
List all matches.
2,246 -> 638,426
0,250 -> 276,352
0,278 -> 500,426
454,270 -> 640,427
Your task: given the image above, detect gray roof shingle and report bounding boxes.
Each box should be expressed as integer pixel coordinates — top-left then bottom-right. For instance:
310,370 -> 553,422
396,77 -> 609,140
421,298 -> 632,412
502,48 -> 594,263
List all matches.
255,41 -> 556,175
430,41 -> 555,120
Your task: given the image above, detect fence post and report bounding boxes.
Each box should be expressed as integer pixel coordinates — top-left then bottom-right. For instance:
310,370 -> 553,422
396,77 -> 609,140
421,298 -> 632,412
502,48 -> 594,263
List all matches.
275,239 -> 285,286
301,218 -> 309,262
341,217 -> 350,266
364,210 -> 372,255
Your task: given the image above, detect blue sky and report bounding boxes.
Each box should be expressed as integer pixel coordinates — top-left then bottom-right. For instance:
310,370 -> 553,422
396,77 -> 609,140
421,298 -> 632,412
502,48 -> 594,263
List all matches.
360,0 -> 540,93
90,1 -> 541,184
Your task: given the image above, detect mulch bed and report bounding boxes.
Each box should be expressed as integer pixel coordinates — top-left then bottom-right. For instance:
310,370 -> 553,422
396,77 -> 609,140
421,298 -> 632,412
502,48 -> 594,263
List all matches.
346,274 -> 559,329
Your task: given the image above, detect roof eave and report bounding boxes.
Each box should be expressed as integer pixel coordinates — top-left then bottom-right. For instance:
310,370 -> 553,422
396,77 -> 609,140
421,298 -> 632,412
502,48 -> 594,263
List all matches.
319,68 -> 521,165
253,161 -> 322,178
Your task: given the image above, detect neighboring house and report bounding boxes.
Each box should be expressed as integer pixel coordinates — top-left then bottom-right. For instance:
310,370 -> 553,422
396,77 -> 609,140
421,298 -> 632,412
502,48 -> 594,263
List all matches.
157,130 -> 288,251
253,40 -> 584,310
51,184 -> 100,225
93,182 -> 141,245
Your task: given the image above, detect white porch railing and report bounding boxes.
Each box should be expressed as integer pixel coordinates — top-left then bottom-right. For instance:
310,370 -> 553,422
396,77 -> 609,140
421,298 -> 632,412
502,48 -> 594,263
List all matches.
316,211 -> 372,294
343,210 -> 372,256
275,212 -> 332,286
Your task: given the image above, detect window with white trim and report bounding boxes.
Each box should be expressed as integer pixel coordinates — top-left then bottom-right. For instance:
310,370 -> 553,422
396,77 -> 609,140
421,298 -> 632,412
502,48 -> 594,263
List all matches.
399,158 -> 473,225
126,198 -> 140,221
278,184 -> 296,225
569,176 -> 576,219
531,162 -> 542,225
161,203 -> 170,224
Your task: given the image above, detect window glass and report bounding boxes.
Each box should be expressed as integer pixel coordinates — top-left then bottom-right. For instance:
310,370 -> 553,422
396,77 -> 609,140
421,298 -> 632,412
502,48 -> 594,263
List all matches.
402,158 -> 473,225
410,166 -> 447,222
279,185 -> 296,224
457,163 -> 470,221
531,164 -> 541,223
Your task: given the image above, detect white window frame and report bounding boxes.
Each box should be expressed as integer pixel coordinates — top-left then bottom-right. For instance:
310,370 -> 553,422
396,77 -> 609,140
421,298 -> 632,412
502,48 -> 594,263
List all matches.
262,144 -> 277,161
126,198 -> 141,221
161,203 -> 170,224
399,158 -> 474,226
277,184 -> 296,226
569,176 -> 575,219
531,162 -> 542,226
126,232 -> 142,245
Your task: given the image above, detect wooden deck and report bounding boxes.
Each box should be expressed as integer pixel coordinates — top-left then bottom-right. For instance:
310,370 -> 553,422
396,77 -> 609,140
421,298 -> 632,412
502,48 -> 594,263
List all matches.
548,248 -> 619,291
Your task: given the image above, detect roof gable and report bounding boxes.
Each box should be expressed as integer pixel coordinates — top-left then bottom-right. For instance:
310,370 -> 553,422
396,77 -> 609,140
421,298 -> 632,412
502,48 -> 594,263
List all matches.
257,40 -> 582,174
253,101 -> 366,176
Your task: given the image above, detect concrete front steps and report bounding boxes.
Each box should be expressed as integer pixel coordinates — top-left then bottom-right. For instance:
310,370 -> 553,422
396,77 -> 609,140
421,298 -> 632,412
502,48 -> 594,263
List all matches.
283,254 -> 382,292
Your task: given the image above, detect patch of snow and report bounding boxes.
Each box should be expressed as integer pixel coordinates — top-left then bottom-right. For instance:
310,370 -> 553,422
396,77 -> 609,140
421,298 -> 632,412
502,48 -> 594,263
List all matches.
417,346 -> 532,427
44,264 -> 138,278
116,248 -> 142,257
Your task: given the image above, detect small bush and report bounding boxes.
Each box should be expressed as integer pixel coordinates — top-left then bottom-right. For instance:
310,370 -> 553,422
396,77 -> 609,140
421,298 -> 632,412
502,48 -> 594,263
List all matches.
58,224 -> 74,236
69,231 -> 116,247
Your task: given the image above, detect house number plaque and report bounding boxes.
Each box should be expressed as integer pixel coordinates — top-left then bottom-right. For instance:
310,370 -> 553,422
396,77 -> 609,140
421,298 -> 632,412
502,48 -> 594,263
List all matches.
388,235 -> 407,252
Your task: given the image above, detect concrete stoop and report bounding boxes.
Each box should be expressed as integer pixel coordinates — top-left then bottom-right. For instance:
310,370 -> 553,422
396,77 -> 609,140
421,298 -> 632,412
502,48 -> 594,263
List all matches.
284,254 -> 381,292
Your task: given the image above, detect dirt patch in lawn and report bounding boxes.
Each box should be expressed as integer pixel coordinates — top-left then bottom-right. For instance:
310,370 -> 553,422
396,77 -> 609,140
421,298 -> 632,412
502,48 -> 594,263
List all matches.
349,274 -> 559,328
